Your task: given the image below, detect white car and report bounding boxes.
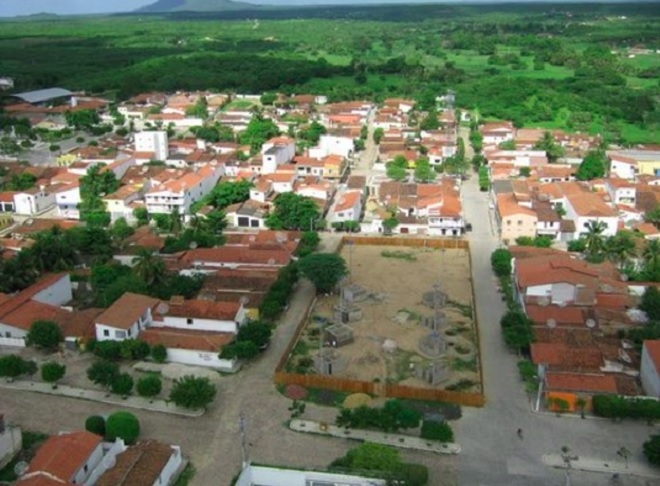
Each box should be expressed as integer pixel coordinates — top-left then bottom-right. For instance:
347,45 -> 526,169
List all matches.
488,202 -> 495,210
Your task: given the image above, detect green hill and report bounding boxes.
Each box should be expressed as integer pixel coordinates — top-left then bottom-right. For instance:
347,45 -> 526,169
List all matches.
137,0 -> 260,13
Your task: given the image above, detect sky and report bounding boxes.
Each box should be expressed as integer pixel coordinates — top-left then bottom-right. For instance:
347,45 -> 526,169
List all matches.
0,0 -> 632,18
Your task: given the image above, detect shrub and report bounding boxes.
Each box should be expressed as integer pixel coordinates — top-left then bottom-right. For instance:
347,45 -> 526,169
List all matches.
169,375 -> 217,410
106,411 -> 140,445
396,463 -> 429,486
151,344 -> 167,363
41,362 -> 66,386
490,249 -> 512,277
220,341 -> 259,360
94,340 -> 122,360
592,395 -> 660,421
644,434 -> 660,466
85,415 -> 106,436
111,373 -> 134,396
0,355 -> 37,379
420,420 -> 454,442
335,400 -> 420,432
120,339 -> 150,360
87,360 -> 120,389
137,374 -> 162,398
26,320 -> 63,351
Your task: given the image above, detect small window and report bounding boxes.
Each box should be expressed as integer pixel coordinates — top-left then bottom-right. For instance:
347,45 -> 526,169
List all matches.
84,464 -> 88,473
187,318 -> 193,325
518,220 -> 523,225
103,329 -> 109,337
507,220 -> 511,226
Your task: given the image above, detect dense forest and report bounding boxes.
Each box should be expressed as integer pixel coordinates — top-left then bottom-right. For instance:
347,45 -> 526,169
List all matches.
0,2 -> 658,143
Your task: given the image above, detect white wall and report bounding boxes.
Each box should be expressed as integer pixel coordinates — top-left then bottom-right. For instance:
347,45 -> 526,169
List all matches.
13,191 -> 55,215
0,334 -> 26,346
641,345 -> 660,398
164,348 -> 238,371
610,159 -> 637,179
135,131 -> 168,161
151,315 -> 240,333
72,442 -> 104,485
152,446 -> 182,486
235,465 -> 386,486
84,439 -> 127,486
55,186 -> 82,219
319,135 -> 354,158
0,427 -> 22,469
95,322 -> 140,341
33,275 -> 72,306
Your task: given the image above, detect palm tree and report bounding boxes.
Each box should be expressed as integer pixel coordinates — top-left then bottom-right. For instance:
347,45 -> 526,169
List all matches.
132,249 -> 167,287
583,220 -> 607,261
170,207 -> 183,237
643,239 -> 660,268
605,232 -> 637,269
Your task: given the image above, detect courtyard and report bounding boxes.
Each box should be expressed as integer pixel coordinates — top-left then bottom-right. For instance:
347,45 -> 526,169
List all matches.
286,244 -> 481,393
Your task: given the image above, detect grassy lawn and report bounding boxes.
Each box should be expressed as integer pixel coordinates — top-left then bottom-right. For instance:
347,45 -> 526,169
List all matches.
223,100 -> 257,111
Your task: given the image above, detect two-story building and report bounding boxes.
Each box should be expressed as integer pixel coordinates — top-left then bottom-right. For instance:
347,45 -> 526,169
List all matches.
329,191 -> 362,223
262,137 -> 295,174
145,164 -> 223,214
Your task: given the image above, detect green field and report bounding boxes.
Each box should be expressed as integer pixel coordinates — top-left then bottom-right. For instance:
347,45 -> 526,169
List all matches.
0,2 -> 658,143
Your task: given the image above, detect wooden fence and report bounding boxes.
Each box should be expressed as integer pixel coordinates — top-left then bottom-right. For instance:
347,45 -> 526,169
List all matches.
274,371 -> 485,407
273,234 -> 486,408
339,236 -> 469,251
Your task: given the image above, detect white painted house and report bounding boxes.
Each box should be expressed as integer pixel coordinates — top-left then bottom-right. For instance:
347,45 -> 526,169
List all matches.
329,190 -> 362,223
261,137 -> 295,174
145,163 -> 223,214
135,130 -> 169,161
641,340 -> 660,398
308,134 -> 354,159
95,292 -> 160,341
564,191 -> 618,239
608,153 -> 638,180
13,187 -> 55,215
54,183 -> 81,219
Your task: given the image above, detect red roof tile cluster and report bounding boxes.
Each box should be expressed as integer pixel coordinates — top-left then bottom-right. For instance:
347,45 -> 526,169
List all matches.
139,327 -> 234,352
95,293 -> 160,330
545,372 -> 618,393
96,440 -> 175,486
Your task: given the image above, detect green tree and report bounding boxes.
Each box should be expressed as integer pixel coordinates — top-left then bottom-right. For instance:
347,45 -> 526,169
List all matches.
645,205 -> 660,228
386,163 -> 407,181
133,207 -> 149,226
413,158 -> 436,183
266,192 -> 320,231
106,411 -> 140,445
169,375 -> 217,410
137,374 -> 162,398
382,217 -> 399,234
373,127 -> 385,144
298,121 -> 327,145
236,321 -> 272,349
533,131 -> 564,163
576,150 -> 608,181
644,435 -> 660,466
40,362 -> 66,387
85,415 -> 106,436
346,442 -> 402,472
132,249 -> 167,287
26,320 -> 63,351
606,231 -> 638,269
583,220 -> 607,261
420,420 -> 454,442
65,109 -> 100,130
500,311 -> 535,353
185,97 -> 208,119
0,355 -> 37,380
641,286 -> 660,321
490,249 -> 512,277
239,115 -> 280,152
220,340 -> 259,360
298,253 -> 348,294
151,344 -> 167,363
111,372 -> 134,396
260,93 -> 277,105
207,180 -> 252,210
110,217 -> 135,242
87,360 -> 120,390
420,109 -> 440,130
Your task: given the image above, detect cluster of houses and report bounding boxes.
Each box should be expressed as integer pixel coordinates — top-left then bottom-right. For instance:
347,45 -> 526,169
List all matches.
0,229 -> 301,371
480,121 -> 660,244
0,417 -> 184,486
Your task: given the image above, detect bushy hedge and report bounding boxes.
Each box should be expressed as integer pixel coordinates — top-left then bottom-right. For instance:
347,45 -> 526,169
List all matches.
420,419 -> 454,442
336,399 -> 421,432
93,339 -> 150,361
592,395 -> 660,422
106,411 -> 140,445
490,249 -> 512,277
85,415 -> 106,436
259,262 -> 299,320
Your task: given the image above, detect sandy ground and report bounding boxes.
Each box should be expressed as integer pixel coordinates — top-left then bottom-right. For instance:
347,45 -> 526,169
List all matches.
288,245 -> 481,391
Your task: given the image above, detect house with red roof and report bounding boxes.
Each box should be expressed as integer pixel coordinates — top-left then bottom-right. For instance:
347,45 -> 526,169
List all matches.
641,340 -> 660,397
329,190 -> 362,224
145,164 -> 223,214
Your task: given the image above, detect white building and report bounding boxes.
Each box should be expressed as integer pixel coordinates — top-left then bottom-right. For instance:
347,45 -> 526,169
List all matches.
308,134 -> 354,159
234,465 -> 386,486
329,190 -> 362,223
13,187 -> 55,215
641,340 -> 660,398
135,130 -> 169,161
54,184 -> 81,219
145,164 -> 223,214
261,137 -> 295,174
564,192 -> 618,239
609,153 -> 638,180
95,293 -> 160,341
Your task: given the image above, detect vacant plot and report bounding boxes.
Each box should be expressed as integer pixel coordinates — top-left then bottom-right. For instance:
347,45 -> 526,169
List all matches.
286,245 -> 481,393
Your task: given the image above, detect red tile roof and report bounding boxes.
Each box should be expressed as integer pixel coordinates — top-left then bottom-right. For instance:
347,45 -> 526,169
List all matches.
0,273 -> 69,322
95,292 -> 160,330
96,440 -> 175,486
182,246 -> 292,267
23,431 -> 101,483
531,342 -> 603,371
139,327 -> 234,352
526,305 -> 585,327
545,372 -> 618,393
158,299 -> 240,320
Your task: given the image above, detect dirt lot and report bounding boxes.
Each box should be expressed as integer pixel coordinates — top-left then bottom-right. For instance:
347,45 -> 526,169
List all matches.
287,245 -> 481,392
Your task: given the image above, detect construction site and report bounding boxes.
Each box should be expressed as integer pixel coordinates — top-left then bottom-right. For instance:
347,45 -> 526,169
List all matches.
285,243 -> 481,393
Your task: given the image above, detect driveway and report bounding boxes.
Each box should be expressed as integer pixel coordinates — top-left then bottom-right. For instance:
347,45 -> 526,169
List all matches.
459,175 -> 657,486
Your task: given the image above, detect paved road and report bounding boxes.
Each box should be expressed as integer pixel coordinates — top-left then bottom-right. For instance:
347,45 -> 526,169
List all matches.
351,109 -> 378,176
459,175 -> 657,486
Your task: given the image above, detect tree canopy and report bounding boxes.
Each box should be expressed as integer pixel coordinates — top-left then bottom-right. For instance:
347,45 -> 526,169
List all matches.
169,375 -> 217,409
266,192 -> 320,231
298,253 -> 348,294
576,150 -> 608,181
26,320 -> 63,351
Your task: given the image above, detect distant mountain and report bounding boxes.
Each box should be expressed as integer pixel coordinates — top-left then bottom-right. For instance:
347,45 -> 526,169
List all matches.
137,0 -> 260,13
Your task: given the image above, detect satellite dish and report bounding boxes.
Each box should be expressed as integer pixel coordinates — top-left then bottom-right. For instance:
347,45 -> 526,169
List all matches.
14,461 -> 28,477
156,302 -> 169,315
602,284 -> 613,293
546,319 -> 557,328
586,318 -> 596,328
538,297 -> 550,307
189,241 -> 198,249
557,301 -> 567,308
